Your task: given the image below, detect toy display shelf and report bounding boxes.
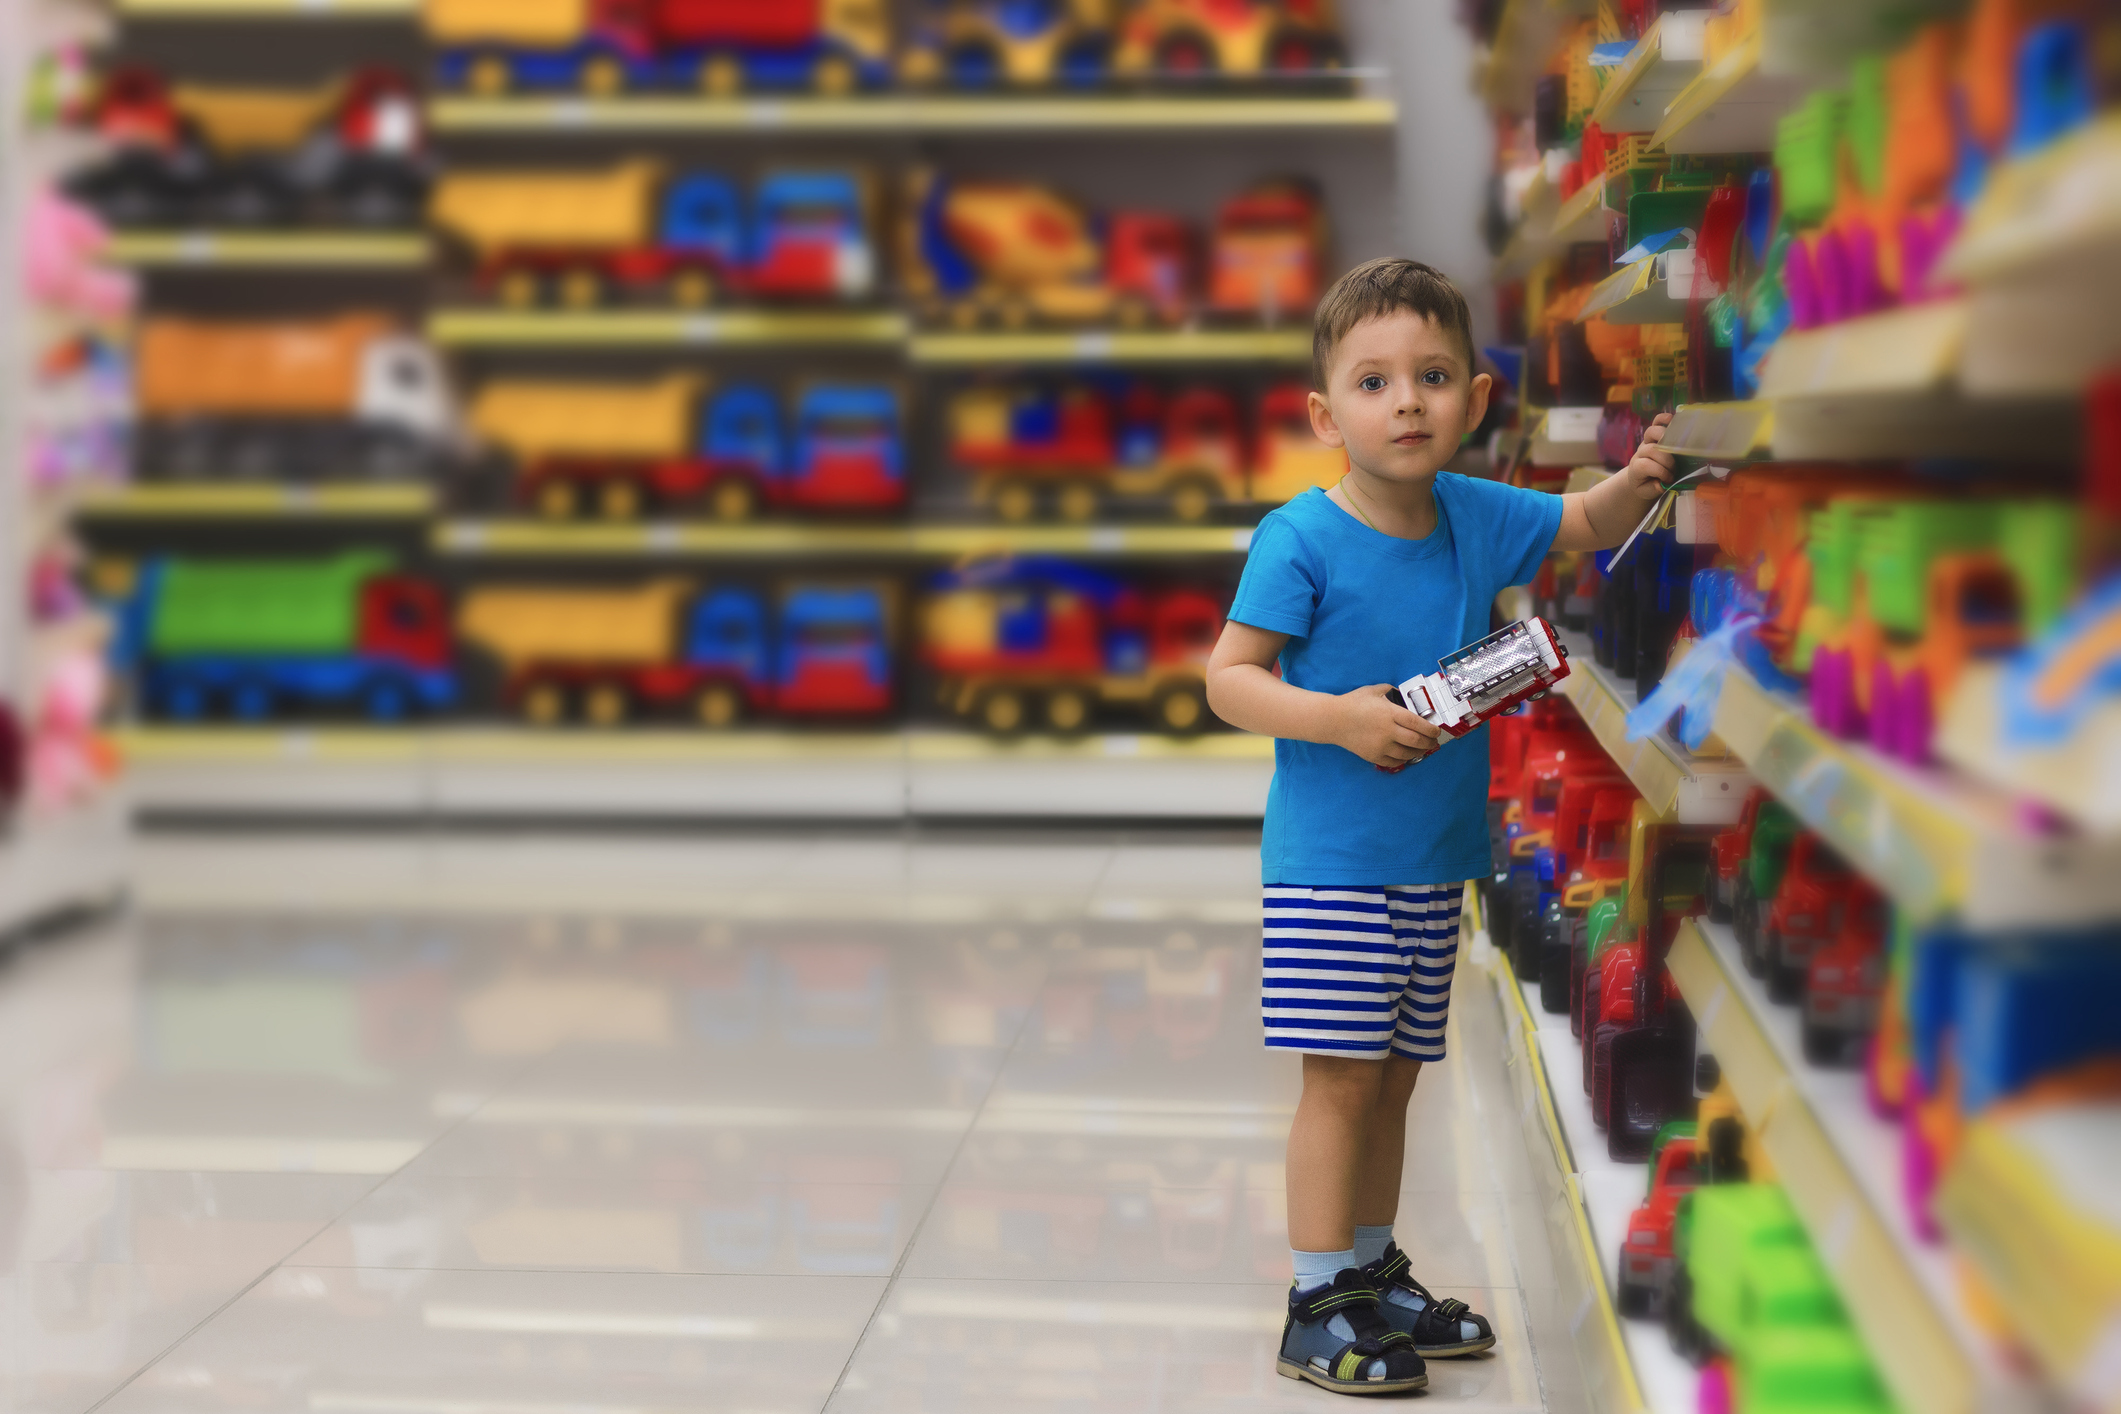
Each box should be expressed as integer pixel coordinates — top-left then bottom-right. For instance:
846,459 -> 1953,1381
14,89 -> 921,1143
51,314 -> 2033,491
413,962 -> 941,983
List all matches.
1553,627 -> 1752,826
113,0 -> 415,12
908,328 -> 1311,366
1577,249 -> 1711,325
1660,300 -> 2081,464
79,483 -> 435,519
1495,173 -> 1615,282
1667,918 -> 2042,1414
103,231 -> 428,269
0,790 -> 130,941
426,308 -> 910,349
1588,10 -> 1707,135
1648,30 -> 1810,156
430,94 -> 1398,137
1475,925 -> 1694,1414
1935,661 -> 2121,834
429,520 -> 1258,559
117,726 -> 1273,822
1711,658 -> 2121,928
1478,0 -> 1599,116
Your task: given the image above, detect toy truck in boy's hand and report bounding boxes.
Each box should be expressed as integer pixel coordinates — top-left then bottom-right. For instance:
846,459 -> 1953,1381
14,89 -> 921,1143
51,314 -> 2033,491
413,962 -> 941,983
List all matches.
1391,617 -> 1570,742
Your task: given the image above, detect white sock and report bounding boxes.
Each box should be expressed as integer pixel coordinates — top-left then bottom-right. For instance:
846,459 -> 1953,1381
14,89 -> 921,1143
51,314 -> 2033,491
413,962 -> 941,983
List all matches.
1291,1247 -> 1355,1294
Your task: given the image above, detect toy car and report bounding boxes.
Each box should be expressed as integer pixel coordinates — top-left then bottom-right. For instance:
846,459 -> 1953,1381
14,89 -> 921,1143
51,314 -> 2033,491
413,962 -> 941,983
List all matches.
1617,1128 -> 1704,1316
1114,0 -> 1346,80
1207,179 -> 1326,323
785,385 -> 904,511
776,586 -> 894,716
1393,617 -> 1571,741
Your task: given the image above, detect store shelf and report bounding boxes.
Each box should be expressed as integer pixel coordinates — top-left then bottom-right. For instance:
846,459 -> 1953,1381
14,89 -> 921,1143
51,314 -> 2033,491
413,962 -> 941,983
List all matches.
1528,406 -> 1603,467
103,230 -> 428,268
1658,401 -> 1773,461
1650,30 -> 1809,155
78,483 -> 435,519
1936,662 -> 2121,834
1712,660 -> 2121,927
118,727 -> 1273,821
909,327 -> 1310,366
432,94 -> 1397,136
0,790 -> 130,940
1555,629 -> 1751,825
1477,928 -> 1690,1414
114,0 -> 415,12
427,308 -> 909,349
1479,0 -> 1599,115
1579,249 -> 1712,325
1588,11 -> 1707,134
1667,918 -> 2035,1414
430,520 -> 1258,558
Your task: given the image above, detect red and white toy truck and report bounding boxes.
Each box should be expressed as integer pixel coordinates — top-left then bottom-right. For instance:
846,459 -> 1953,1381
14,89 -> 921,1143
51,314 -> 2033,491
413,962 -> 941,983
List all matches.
1393,617 -> 1571,742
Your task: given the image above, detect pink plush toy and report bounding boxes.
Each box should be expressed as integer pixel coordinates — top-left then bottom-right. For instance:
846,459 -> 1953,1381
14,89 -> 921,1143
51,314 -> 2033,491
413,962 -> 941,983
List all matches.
28,651 -> 117,809
24,187 -> 134,322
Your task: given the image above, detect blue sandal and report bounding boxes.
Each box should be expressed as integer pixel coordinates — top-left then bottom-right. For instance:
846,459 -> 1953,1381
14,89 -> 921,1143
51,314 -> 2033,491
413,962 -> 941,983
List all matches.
1275,1269 -> 1429,1395
1363,1242 -> 1497,1356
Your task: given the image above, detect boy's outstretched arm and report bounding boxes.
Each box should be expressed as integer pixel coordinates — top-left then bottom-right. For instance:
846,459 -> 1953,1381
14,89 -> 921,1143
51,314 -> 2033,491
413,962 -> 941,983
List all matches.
1207,620 -> 1443,770
1552,411 -> 1680,552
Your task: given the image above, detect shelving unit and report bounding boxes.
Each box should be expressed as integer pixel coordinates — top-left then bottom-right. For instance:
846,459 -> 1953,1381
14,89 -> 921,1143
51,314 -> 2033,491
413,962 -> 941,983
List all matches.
1587,11 -> 1705,134
431,520 -> 1257,560
1648,32 -> 1809,155
908,328 -> 1311,366
1667,918 -> 2036,1414
80,483 -> 436,519
427,308 -> 911,349
431,94 -> 1398,136
102,231 -> 429,269
1553,629 -> 1751,826
115,0 -> 415,11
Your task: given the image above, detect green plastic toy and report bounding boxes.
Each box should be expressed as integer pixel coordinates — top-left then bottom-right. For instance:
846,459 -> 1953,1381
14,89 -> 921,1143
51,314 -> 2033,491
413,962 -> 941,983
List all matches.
1775,90 -> 1848,227
1857,502 -> 2003,634
2000,501 -> 2077,635
1742,1326 -> 1895,1414
1845,55 -> 1889,200
149,551 -> 395,657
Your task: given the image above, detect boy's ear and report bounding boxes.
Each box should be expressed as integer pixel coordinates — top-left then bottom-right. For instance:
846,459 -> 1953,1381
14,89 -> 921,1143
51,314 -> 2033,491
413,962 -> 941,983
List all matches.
1465,371 -> 1492,435
1307,390 -> 1345,449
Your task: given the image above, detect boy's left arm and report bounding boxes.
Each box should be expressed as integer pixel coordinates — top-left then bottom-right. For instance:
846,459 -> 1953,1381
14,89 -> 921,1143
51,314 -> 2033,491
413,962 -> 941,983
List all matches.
1552,412 -> 1679,552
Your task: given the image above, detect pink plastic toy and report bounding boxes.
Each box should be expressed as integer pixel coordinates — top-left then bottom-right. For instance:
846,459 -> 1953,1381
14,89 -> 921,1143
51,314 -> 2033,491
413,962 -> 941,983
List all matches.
24,187 -> 134,322
28,651 -> 117,810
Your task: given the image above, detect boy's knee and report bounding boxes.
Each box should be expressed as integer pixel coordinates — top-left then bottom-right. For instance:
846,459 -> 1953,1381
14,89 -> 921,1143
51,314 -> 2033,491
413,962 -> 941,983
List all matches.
1302,1052 -> 1388,1110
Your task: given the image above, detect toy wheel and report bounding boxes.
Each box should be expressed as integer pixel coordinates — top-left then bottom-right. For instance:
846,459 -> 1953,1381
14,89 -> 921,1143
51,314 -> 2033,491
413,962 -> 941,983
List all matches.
598,480 -> 643,521
162,679 -> 210,722
498,269 -> 542,309
947,300 -> 984,331
1616,1281 -> 1651,1319
991,479 -> 1037,524
584,682 -> 630,728
1055,481 -> 1100,523
1802,1019 -> 1843,1067
523,682 -> 568,726
1155,683 -> 1208,735
468,54 -> 511,96
1167,478 -> 1217,523
559,268 -> 603,310
709,479 -> 758,523
367,679 -> 411,723
536,480 -> 579,521
980,688 -> 1028,736
1157,31 -> 1217,76
669,268 -> 716,309
997,297 -> 1034,330
1043,686 -> 1093,735
695,682 -> 744,730
581,55 -> 626,97
231,680 -> 275,723
700,53 -> 744,97
813,53 -> 858,96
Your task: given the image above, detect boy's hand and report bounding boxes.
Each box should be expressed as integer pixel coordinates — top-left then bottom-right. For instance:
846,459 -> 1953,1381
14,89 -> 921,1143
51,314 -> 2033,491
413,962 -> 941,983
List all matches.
1334,683 -> 1444,772
1620,412 -> 1678,501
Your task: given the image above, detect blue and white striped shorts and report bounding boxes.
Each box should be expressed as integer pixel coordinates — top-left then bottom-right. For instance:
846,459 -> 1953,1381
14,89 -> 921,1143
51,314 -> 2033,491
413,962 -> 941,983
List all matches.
1261,884 -> 1465,1062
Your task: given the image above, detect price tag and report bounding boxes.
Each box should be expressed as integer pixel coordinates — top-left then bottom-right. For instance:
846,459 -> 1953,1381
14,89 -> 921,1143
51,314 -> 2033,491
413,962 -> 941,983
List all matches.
281,485 -> 318,512
683,315 -> 727,344
552,100 -> 592,129
1101,734 -> 1142,757
178,232 -> 217,263
746,100 -> 788,127
444,523 -> 488,552
1229,528 -> 1253,552
644,523 -> 683,552
1073,332 -> 1115,359
1088,527 -> 1124,552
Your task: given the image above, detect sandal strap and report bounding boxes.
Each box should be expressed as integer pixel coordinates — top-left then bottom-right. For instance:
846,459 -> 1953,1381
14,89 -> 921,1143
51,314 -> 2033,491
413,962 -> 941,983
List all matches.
1292,1280 -> 1382,1325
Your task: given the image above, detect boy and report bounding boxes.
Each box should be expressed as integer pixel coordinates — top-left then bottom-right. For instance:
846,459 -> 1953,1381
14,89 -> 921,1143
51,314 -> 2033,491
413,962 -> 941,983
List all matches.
1204,257 -> 1676,1395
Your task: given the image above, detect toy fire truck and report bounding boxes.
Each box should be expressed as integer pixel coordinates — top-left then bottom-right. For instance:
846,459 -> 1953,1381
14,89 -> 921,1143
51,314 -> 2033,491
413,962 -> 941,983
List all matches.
1392,617 -> 1570,741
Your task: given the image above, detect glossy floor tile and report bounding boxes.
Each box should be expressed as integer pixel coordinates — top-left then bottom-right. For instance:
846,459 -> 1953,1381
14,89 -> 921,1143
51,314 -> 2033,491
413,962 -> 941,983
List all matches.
0,831 -> 1589,1412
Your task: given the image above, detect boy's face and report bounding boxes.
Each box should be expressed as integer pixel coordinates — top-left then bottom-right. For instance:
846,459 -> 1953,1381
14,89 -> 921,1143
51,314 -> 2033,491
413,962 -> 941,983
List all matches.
1308,310 -> 1491,485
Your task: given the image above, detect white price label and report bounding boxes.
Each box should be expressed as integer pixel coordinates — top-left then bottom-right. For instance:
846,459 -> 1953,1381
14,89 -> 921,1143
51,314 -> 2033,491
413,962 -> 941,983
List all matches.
1073,332 -> 1115,359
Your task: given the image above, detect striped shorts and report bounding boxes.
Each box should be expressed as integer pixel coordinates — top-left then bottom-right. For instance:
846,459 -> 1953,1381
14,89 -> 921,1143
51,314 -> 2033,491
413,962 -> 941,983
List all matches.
1261,885 -> 1466,1062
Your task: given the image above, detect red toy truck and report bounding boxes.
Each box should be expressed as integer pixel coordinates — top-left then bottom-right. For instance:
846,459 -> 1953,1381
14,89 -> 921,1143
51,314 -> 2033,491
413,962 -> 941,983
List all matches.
1763,834 -> 1884,1005
1618,1130 -> 1705,1317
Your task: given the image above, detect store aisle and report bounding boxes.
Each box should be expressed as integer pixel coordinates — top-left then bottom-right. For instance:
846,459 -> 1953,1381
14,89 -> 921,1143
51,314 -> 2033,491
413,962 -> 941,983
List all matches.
1,833 -> 1589,1413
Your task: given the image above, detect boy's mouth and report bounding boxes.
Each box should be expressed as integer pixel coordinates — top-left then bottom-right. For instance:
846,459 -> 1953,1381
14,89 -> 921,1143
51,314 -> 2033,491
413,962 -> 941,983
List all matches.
1394,432 -> 1432,446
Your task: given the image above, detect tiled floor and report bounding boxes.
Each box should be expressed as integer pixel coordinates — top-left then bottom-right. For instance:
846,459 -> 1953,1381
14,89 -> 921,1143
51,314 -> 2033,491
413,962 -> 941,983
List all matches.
1,830 -> 1590,1412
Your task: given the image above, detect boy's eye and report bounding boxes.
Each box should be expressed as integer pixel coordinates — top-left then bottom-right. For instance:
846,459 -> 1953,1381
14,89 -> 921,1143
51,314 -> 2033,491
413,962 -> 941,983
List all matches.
1359,375 -> 1387,392
1423,370 -> 1448,385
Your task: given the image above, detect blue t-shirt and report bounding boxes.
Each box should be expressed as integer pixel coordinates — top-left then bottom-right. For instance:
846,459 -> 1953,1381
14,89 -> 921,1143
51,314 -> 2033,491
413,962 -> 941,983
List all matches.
1229,476 -> 1564,886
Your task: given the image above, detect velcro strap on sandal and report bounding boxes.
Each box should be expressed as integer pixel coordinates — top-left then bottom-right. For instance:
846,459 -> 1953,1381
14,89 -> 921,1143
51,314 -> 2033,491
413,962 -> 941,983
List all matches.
1433,1297 -> 1470,1322
1292,1284 -> 1377,1325
1373,1249 -> 1412,1284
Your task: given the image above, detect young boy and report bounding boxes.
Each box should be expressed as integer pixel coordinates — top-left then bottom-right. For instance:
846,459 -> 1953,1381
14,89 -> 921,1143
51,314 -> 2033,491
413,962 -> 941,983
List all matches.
1205,257 -> 1676,1395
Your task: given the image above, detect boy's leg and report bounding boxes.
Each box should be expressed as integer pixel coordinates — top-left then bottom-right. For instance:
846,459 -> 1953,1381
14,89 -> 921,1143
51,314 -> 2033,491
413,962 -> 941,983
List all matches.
1352,1055 -> 1423,1231
1284,1052 -> 1386,1253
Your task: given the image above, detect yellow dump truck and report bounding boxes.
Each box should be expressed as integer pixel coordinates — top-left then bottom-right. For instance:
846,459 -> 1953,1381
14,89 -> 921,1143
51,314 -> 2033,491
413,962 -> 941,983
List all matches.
468,374 -> 719,520
135,314 -> 456,480
456,579 -> 767,727
430,161 -> 677,308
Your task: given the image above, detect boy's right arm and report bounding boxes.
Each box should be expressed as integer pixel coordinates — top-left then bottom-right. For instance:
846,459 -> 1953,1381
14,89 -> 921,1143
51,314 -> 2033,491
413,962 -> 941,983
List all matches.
1206,620 -> 1444,770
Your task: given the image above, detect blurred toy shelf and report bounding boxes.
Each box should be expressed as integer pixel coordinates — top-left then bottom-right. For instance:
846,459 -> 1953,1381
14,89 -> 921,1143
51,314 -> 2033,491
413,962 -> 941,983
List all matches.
1648,31 -> 1809,155
1477,933 -> 1692,1414
426,309 -> 910,349
430,94 -> 1398,137
113,0 -> 415,12
116,727 -> 1273,821
909,328 -> 1310,366
102,231 -> 429,269
1498,173 -> 1614,279
1668,919 -> 2034,1414
1712,660 -> 2121,927
0,791 -> 130,940
1479,0 -> 1599,114
1552,627 -> 1751,825
80,484 -> 435,519
429,520 -> 1256,559
1589,11 -> 1706,134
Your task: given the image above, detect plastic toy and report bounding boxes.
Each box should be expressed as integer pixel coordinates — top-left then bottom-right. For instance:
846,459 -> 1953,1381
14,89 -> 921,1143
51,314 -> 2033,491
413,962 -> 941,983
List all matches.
130,553 -> 456,722
899,1 -> 1117,89
947,383 -> 1114,522
1761,833 -> 1881,1005
1733,801 -> 1802,979
456,579 -> 771,726
431,162 -> 873,309
68,66 -> 427,230
1594,826 -> 1711,1159
1391,617 -> 1571,742
429,0 -> 893,96
921,557 -> 1222,734
27,652 -> 119,809
1535,785 -> 1634,1012
1207,179 -> 1326,323
1110,384 -> 1250,520
25,188 -> 134,323
784,385 -> 905,511
1248,381 -> 1342,502
775,586 -> 894,717
1617,1128 -> 1703,1316
1801,900 -> 1889,1067
135,314 -> 455,482
908,171 -> 1156,329
1113,0 -> 1345,80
